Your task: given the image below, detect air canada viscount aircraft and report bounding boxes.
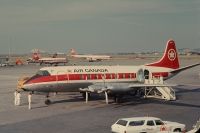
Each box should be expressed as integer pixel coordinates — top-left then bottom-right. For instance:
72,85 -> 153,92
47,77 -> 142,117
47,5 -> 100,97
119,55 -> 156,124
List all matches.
22,40 -> 200,104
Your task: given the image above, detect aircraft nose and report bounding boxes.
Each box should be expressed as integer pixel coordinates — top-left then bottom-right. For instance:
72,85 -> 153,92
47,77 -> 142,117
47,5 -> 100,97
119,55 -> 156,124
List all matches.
17,76 -> 30,91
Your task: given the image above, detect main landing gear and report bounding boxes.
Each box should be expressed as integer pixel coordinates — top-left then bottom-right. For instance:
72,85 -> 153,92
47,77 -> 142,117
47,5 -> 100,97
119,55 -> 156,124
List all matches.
45,99 -> 51,105
82,92 -> 91,99
113,95 -> 123,103
81,91 -> 109,104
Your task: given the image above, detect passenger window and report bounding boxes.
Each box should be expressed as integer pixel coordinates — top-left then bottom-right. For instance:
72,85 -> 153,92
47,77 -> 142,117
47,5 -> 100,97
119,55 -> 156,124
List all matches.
122,73 -> 126,79
114,74 -> 117,79
147,121 -> 155,126
129,121 -> 145,126
102,74 -> 105,79
80,74 -> 84,80
128,73 -> 131,78
116,74 -> 119,79
87,74 -> 91,80
106,74 -> 111,79
155,120 -> 164,125
94,74 -> 98,79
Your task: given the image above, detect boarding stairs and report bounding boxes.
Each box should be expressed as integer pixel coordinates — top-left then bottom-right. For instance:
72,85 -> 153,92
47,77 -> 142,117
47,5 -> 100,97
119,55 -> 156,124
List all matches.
144,76 -> 176,101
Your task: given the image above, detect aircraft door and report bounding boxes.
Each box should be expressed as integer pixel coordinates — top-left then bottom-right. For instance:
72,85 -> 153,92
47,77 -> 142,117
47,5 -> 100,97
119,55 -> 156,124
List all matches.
144,69 -> 150,80
137,69 -> 145,82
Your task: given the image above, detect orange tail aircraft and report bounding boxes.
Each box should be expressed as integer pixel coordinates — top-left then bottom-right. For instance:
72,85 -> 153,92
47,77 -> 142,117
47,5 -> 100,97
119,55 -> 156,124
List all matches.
27,49 -> 68,65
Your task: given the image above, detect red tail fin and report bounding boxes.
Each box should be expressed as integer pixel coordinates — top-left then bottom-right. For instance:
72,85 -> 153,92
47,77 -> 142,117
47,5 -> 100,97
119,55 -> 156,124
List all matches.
146,40 -> 179,69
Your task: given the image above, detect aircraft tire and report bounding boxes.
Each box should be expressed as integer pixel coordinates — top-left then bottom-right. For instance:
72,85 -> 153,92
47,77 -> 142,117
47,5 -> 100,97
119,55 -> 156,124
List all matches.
45,99 -> 51,105
114,96 -> 122,103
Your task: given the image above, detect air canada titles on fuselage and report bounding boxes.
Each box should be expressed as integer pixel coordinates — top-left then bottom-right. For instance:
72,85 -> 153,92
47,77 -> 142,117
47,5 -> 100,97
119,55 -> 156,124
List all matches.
74,68 -> 109,73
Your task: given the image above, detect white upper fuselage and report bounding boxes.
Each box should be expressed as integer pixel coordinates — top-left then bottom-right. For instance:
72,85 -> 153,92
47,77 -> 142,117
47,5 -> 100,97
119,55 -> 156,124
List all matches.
71,54 -> 111,60
39,57 -> 67,62
45,65 -> 172,76
36,57 -> 68,65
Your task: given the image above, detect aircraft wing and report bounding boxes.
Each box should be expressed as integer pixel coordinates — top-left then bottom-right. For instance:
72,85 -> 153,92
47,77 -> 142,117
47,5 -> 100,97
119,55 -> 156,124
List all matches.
80,82 -> 176,93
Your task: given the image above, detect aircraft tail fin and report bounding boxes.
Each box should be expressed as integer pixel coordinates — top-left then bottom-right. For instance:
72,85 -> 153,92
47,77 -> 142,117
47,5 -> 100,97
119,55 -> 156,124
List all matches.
69,48 -> 77,56
32,49 -> 40,61
146,40 -> 180,69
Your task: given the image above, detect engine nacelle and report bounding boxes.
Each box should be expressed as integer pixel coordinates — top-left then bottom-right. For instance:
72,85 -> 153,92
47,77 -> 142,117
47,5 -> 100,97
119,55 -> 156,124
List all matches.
88,83 -> 133,94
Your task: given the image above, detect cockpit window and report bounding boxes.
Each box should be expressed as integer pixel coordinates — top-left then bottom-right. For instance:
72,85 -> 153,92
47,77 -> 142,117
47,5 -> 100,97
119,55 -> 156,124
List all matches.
24,70 -> 50,84
36,70 -> 50,76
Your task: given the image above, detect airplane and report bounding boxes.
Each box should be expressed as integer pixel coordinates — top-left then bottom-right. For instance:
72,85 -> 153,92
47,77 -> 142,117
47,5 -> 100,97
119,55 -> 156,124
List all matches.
69,48 -> 111,62
27,50 -> 68,65
21,40 -> 200,105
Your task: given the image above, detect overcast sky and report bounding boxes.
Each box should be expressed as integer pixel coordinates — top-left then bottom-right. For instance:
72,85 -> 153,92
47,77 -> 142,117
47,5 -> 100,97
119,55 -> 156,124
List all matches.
0,0 -> 199,54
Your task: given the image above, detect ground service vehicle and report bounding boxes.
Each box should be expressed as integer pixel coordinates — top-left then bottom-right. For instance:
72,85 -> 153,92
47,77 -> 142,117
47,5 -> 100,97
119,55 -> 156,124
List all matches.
111,117 -> 186,133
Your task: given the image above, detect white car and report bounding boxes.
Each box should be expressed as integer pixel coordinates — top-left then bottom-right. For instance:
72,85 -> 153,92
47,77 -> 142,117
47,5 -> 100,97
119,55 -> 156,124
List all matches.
0,63 -> 7,67
187,119 -> 200,133
111,117 -> 186,133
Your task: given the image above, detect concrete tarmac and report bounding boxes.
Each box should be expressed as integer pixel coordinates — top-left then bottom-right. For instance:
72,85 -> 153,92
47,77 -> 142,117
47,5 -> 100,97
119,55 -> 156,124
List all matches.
0,58 -> 199,133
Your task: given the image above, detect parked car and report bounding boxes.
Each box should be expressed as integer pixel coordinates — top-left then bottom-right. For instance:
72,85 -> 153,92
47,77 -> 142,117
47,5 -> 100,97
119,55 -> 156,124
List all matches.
0,63 -> 7,67
111,117 -> 186,133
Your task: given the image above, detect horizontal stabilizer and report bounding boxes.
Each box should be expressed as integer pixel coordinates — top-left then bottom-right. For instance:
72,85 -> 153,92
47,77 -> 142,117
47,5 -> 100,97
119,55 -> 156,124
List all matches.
128,83 -> 177,88
170,63 -> 200,74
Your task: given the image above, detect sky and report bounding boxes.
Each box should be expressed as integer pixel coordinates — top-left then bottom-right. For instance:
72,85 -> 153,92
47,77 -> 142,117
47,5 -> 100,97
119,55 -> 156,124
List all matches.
0,0 -> 199,54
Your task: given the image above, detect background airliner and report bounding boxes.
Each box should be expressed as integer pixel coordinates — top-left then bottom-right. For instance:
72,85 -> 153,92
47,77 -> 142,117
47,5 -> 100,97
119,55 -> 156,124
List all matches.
27,50 -> 68,65
69,48 -> 111,62
22,40 -> 199,104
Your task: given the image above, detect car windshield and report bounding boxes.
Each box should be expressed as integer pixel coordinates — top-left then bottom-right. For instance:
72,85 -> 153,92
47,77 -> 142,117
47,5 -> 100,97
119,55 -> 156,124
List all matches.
155,120 -> 164,125
129,120 -> 145,126
116,120 -> 128,126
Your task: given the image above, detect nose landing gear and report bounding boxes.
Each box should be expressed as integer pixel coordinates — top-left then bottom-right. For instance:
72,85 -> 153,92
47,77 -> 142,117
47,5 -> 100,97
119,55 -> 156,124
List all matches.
45,94 -> 51,105
45,99 -> 51,105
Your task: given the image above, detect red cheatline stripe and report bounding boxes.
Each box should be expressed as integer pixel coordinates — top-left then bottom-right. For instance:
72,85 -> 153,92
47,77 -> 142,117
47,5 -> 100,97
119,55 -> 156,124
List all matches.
26,72 -> 168,84
27,73 -> 136,84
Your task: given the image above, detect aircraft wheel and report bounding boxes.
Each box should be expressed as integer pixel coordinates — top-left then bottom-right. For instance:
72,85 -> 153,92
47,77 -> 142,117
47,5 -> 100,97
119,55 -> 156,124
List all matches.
173,129 -> 181,132
114,96 -> 122,103
116,97 -> 121,103
45,99 -> 51,105
130,90 -> 137,96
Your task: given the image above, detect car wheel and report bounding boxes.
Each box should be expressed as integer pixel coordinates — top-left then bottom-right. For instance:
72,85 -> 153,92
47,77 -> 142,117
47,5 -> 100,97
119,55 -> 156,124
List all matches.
173,128 -> 181,132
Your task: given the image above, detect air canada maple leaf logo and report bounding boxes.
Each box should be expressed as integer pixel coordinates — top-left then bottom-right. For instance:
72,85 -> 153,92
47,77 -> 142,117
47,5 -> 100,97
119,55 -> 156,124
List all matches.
168,49 -> 176,61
